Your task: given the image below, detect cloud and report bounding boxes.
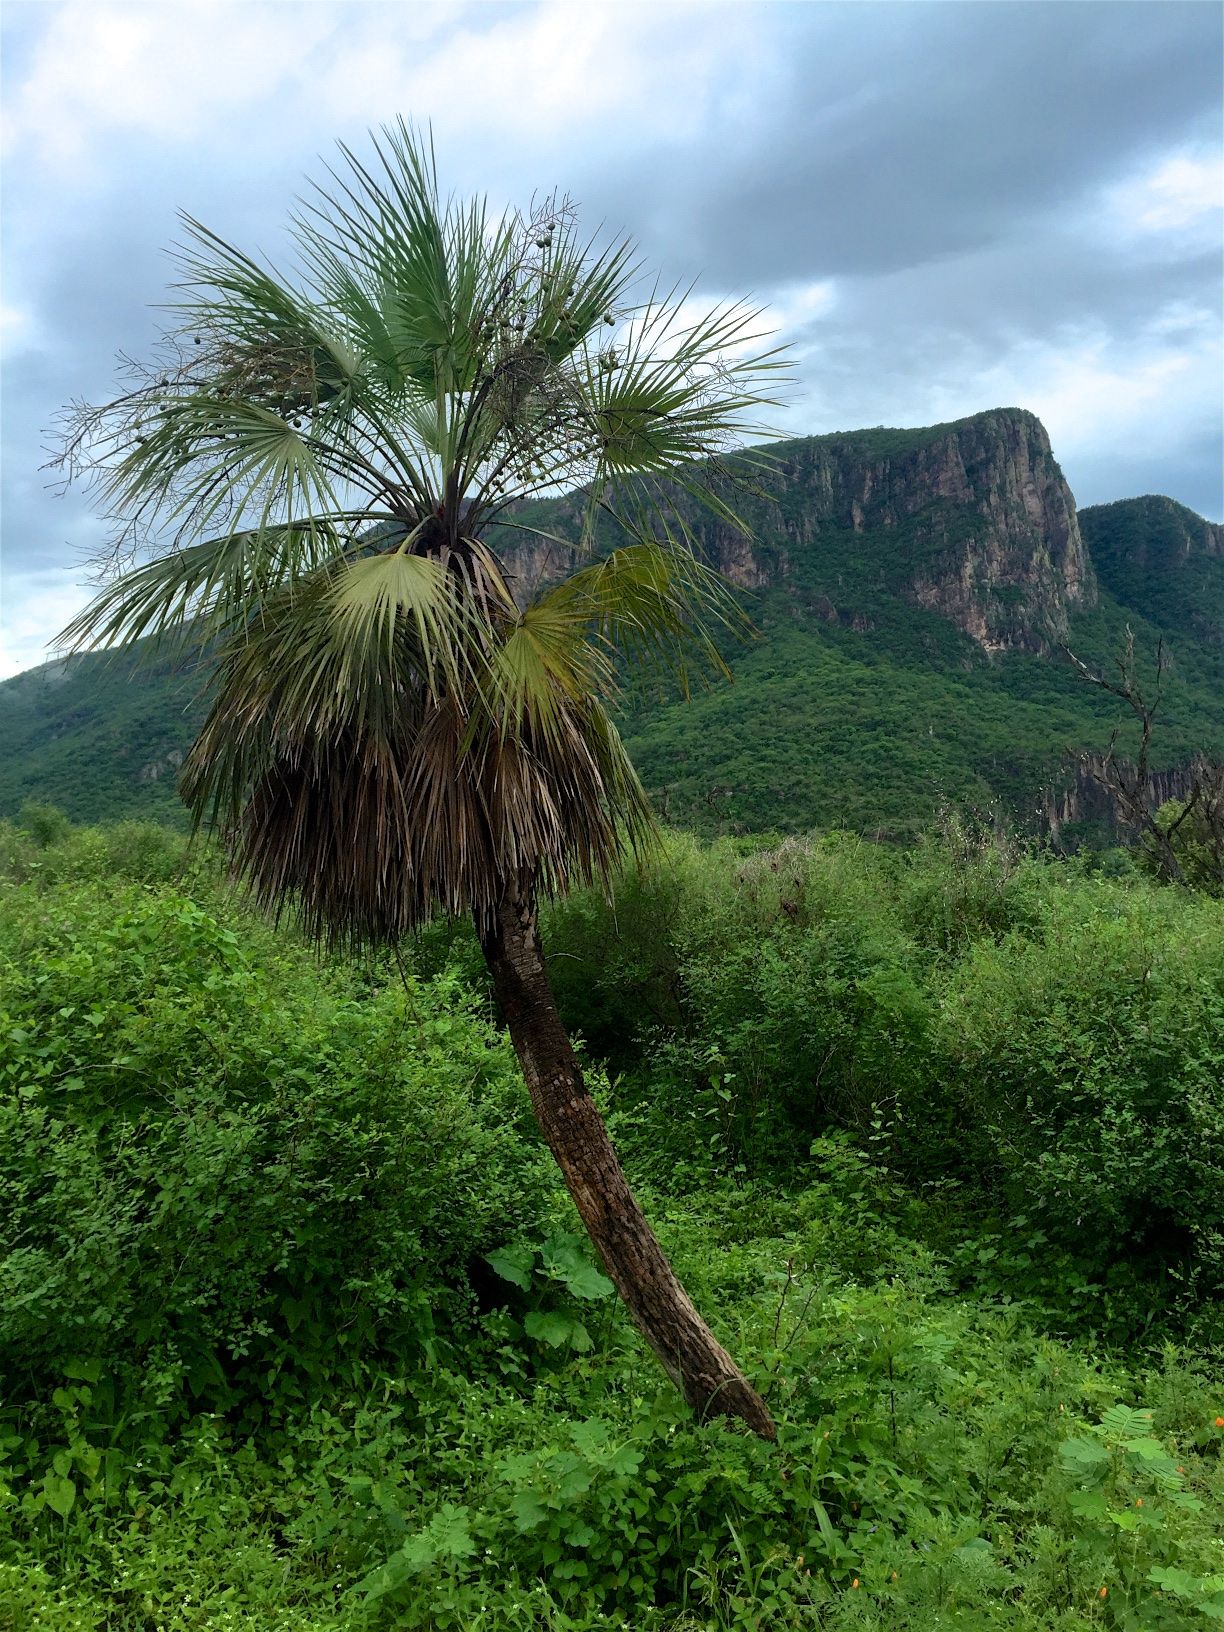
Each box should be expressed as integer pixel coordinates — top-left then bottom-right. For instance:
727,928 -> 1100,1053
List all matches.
1105,145 -> 1224,243
1,0 -> 1220,672
0,567 -> 96,680
1,1 -> 335,170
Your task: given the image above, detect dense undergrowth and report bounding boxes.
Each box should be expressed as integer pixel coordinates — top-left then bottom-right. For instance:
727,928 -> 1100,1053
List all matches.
1,815 -> 1222,1629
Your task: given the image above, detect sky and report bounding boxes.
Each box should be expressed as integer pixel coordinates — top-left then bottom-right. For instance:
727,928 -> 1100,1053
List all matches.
1,0 -> 1221,678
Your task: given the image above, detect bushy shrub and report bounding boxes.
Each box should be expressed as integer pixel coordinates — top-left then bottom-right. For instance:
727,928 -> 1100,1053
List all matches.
0,882 -> 558,1415
544,835 -> 929,1172
0,812 -> 198,889
538,833 -> 704,1062
15,801 -> 74,849
658,913 -> 927,1165
544,831 -> 1224,1309
938,883 -> 1224,1288
892,810 -> 1046,953
1144,793 -> 1224,895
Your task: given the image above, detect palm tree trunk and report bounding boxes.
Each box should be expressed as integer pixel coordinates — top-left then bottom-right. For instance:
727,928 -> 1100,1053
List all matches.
477,874 -> 776,1442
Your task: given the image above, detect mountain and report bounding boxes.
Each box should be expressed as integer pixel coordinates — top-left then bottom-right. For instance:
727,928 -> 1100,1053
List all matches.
605,413 -> 1224,836
499,407 -> 1093,655
2,408 -> 1221,840
1080,495 -> 1223,658
0,648 -> 203,826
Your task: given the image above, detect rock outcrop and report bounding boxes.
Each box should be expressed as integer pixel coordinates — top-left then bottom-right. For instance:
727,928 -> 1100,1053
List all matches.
693,408 -> 1095,655
500,408 -> 1096,656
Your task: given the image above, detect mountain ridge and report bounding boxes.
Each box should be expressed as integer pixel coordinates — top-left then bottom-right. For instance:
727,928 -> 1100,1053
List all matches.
3,407 -> 1221,838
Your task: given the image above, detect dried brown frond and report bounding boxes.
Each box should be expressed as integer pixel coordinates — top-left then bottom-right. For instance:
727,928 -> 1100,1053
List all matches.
179,540 -> 656,948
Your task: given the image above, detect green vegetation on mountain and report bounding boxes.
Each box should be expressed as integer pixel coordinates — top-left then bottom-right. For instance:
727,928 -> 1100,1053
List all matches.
619,574 -> 1223,839
0,650 -> 202,826
1080,495 -> 1224,680
3,415 -> 1222,842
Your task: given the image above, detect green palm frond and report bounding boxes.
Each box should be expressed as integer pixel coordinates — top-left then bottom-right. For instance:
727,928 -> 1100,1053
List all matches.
328,548 -> 475,691
60,519 -> 347,653
483,598 -> 613,753
547,541 -> 744,685
58,120 -> 789,946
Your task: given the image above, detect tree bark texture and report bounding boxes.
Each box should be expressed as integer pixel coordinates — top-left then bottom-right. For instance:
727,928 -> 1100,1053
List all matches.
478,876 -> 776,1442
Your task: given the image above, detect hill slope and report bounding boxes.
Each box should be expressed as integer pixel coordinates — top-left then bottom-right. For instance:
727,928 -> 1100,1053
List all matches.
2,409 -> 1221,837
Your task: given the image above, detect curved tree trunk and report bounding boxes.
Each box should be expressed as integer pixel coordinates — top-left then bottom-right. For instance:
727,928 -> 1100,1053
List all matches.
478,874 -> 776,1442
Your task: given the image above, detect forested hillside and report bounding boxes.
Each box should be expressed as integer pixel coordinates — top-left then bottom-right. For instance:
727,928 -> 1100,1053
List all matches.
2,410 -> 1221,838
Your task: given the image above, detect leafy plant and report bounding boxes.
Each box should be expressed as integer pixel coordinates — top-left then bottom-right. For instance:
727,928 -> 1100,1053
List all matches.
485,1230 -> 615,1353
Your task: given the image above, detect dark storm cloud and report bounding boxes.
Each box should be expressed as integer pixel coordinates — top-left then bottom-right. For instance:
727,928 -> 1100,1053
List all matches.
585,3 -> 1222,287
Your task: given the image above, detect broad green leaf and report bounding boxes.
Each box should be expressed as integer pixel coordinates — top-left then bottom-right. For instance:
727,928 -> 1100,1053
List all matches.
43,1471 -> 76,1518
1148,1567 -> 1200,1595
539,1234 -> 614,1299
566,1318 -> 593,1352
1099,1404 -> 1154,1439
523,1310 -> 576,1348
484,1245 -> 535,1291
605,1442 -> 644,1478
509,1491 -> 547,1533
1060,1437 -> 1111,1473
1066,1490 -> 1109,1520
62,1359 -> 101,1383
559,1260 -> 614,1302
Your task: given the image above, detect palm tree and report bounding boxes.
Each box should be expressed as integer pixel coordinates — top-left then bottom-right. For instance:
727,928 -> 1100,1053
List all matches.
57,123 -> 785,1439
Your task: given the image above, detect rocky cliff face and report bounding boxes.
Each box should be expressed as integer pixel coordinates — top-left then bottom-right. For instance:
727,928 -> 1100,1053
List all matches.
499,408 -> 1096,656
900,410 -> 1094,653
700,408 -> 1094,655
1040,755 -> 1206,845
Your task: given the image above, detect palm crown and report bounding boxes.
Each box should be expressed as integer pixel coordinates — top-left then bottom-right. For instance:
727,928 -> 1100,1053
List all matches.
60,122 -> 785,945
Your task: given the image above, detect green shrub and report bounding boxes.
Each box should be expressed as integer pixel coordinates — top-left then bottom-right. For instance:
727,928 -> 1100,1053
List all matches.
939,884 -> 1224,1289
0,882 -> 558,1416
1143,794 -> 1224,895
892,811 -> 1046,954
4,830 -> 1224,1630
15,802 -> 73,850
0,813 -> 197,890
554,836 -> 929,1172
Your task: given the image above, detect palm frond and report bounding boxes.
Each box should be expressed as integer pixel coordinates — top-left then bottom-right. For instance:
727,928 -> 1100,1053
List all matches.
182,600 -> 655,947
61,518 -> 350,654
327,545 -> 479,700
58,119 -> 790,948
